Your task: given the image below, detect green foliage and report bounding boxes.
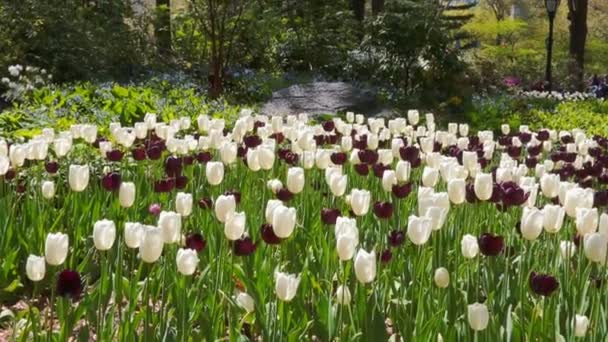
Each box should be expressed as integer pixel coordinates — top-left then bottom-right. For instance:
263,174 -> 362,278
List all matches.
0,81 -> 245,138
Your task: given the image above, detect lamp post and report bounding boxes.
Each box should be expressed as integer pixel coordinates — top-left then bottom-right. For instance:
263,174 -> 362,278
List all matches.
544,0 -> 559,91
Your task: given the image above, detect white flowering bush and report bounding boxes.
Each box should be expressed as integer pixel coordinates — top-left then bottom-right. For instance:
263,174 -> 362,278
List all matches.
1,64 -> 53,102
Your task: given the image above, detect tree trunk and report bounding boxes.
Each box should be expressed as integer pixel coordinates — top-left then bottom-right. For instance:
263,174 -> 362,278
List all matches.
372,0 -> 384,16
155,0 -> 172,55
567,0 -> 588,91
351,0 -> 365,21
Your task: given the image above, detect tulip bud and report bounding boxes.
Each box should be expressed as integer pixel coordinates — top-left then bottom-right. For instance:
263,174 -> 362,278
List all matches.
45,232 -> 69,266
425,206 -> 448,231
119,182 -> 135,208
461,234 -> 479,259
407,215 -> 432,245
564,187 -> 594,217
158,211 -> 182,244
540,174 -> 560,198
350,189 -> 371,216
521,207 -> 544,241
576,208 -> 598,236
407,110 -> 419,125
448,178 -> 466,204
286,167 -> 305,194
422,167 -> 439,188
93,219 -> 116,251
224,211 -> 246,240
206,162 -> 224,186
584,232 -> 608,264
335,285 -> 351,305
559,241 -> 576,259
434,267 -> 449,288
219,142 -> 237,164
501,124 -> 510,135
175,192 -> 193,217
140,226 -> 164,263
467,303 -> 489,331
354,249 -> 376,283
382,170 -> 397,192
542,205 -> 565,233
68,164 -> 89,192
335,217 -> 359,261
176,248 -> 199,275
41,180 -> 55,199
275,271 -> 300,301
266,179 -> 283,194
26,255 -> 46,282
258,147 -> 275,170
574,315 -> 589,337
236,292 -> 255,312
474,172 -> 493,201
215,195 -> 236,223
600,213 -> 608,236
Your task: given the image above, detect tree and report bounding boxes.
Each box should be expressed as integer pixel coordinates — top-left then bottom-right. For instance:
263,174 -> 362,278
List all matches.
351,0 -> 365,21
372,0 -> 385,16
190,0 -> 248,97
155,0 -> 172,55
567,0 -> 588,90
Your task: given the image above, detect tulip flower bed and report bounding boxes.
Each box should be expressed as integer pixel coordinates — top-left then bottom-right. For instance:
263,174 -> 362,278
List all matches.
1,110 -> 608,341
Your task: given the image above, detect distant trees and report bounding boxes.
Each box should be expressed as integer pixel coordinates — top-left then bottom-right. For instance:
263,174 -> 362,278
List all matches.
567,0 -> 589,90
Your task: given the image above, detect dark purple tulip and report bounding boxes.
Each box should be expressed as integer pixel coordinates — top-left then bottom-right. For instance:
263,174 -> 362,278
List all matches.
321,208 -> 341,225
196,151 -> 212,163
561,135 -> 574,144
388,230 -> 406,247
372,164 -> 388,178
198,198 -> 213,209
380,249 -> 392,264
322,120 -> 335,132
373,201 -> 394,219
149,203 -> 161,216
185,233 -> 207,252
589,147 -> 602,158
106,149 -> 124,162
507,146 -> 521,158
57,270 -> 82,299
165,156 -> 183,177
410,157 -> 422,168
358,149 -> 379,165
45,161 -> 59,174
537,130 -> 550,141
330,152 -> 347,165
154,178 -> 175,193
594,190 -> 608,207
16,181 -> 26,193
261,224 -> 282,245
465,183 -> 478,203
600,173 -> 608,185
314,135 -> 326,146
501,182 -> 528,206
276,188 -> 294,202
4,168 -> 16,181
175,175 -> 188,189
498,136 -> 512,146
529,272 -> 559,296
354,163 -> 369,176
233,236 -> 256,256
243,135 -> 262,148
132,148 -> 147,161
399,146 -> 419,163
469,136 -> 481,147
224,190 -> 241,204
527,145 -> 542,156
254,121 -> 265,129
478,233 -> 504,256
563,152 -> 577,163
101,172 -> 121,191
283,152 -> 299,165
525,157 -> 538,168
270,132 -> 285,144
519,132 -> 532,144
353,136 -> 367,150
327,134 -> 339,145
146,146 -> 162,160
392,183 -> 412,199
183,156 -> 194,166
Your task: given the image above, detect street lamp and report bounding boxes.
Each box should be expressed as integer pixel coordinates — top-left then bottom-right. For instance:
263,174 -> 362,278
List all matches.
544,0 -> 559,91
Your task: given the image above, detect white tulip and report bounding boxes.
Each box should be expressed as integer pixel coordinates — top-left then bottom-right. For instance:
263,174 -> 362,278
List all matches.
542,204 -> 565,233
158,211 -> 182,244
272,205 -> 297,238
275,271 -> 300,301
93,219 -> 116,251
599,213 -> 608,236
395,160 -> 411,182
434,267 -> 450,288
206,162 -> 224,185
68,164 -> 89,192
564,187 -> 594,217
176,248 -> 199,275
26,255 -> 46,282
124,222 -> 144,249
286,167 -> 305,194
335,285 -> 351,305
236,292 -> 255,313
350,189 -> 371,216
407,215 -> 432,245
584,232 -> 608,264
119,182 -> 136,208
215,195 -> 236,223
140,226 -> 164,263
447,178 -> 466,204
576,208 -> 598,235
574,315 -> 589,337
224,211 -> 246,240
329,174 -> 347,197
354,249 -> 376,283
521,207 -> 544,241
45,232 -> 69,266
467,303 -> 489,331
540,174 -> 560,198
41,181 -> 55,199
421,167 -> 439,188
474,172 -> 493,201
559,240 -> 577,259
461,234 -> 479,259
382,170 -> 397,192
175,192 -> 193,217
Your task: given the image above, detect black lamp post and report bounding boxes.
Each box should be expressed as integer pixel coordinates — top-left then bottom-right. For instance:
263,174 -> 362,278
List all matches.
544,0 -> 559,91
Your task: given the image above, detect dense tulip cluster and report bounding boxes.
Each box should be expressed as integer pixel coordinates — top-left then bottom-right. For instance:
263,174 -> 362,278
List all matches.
2,109 -> 608,340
